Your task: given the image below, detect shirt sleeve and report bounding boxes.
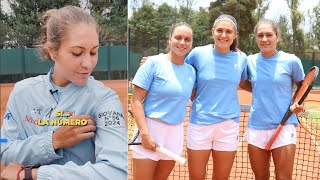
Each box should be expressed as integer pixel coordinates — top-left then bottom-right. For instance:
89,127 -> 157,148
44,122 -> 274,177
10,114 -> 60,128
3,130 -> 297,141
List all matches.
1,93 -> 63,166
37,91 -> 127,180
185,49 -> 198,89
132,57 -> 156,91
240,53 -> 249,81
291,55 -> 305,82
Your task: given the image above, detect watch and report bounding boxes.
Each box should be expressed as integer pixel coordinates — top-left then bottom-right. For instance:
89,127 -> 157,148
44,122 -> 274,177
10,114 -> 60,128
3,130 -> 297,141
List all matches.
23,167 -> 33,180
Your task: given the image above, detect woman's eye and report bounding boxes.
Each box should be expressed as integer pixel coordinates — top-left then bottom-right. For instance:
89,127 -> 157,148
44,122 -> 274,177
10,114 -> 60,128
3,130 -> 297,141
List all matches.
72,52 -> 82,56
174,36 -> 182,40
90,52 -> 97,56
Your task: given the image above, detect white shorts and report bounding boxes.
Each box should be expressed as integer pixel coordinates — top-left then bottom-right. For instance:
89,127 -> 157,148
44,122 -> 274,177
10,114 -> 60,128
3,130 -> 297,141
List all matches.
130,117 -> 184,161
246,124 -> 297,150
187,119 -> 239,151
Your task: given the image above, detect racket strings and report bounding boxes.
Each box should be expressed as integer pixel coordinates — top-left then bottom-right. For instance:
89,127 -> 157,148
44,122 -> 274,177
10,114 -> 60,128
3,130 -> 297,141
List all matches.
298,100 -> 320,136
128,110 -> 135,140
299,117 -> 320,136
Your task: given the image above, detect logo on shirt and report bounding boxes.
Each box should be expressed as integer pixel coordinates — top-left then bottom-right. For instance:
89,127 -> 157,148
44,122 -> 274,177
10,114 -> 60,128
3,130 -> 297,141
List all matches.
234,64 -> 239,70
98,111 -> 124,126
4,112 -> 12,120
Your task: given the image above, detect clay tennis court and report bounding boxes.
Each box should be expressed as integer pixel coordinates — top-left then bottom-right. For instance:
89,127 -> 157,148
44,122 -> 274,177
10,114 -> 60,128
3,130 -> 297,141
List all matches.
0,80 -> 127,172
128,89 -> 320,179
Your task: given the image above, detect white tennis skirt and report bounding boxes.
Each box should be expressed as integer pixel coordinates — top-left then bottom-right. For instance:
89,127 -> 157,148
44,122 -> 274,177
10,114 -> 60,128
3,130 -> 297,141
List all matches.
130,117 -> 184,161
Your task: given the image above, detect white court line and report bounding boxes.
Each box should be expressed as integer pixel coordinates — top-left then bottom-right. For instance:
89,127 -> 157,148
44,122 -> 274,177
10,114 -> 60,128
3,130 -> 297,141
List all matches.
308,133 -> 320,154
237,131 -> 246,152
298,110 -> 320,154
300,117 -> 320,154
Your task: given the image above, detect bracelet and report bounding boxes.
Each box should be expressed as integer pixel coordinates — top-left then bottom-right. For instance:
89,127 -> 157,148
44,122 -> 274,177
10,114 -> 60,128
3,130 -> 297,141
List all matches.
23,167 -> 33,180
16,166 -> 25,180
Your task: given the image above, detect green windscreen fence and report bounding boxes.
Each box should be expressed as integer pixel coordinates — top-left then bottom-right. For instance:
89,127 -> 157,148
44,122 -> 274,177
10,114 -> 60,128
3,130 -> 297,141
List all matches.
128,53 -> 320,87
0,46 -> 127,82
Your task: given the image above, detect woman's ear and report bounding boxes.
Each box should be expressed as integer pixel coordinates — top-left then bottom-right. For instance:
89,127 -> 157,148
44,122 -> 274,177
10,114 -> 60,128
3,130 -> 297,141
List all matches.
47,43 -> 57,61
234,32 -> 238,39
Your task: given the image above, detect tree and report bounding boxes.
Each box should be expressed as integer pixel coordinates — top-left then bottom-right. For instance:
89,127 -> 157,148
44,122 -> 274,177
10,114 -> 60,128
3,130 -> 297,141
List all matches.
6,0 -> 79,48
191,7 -> 210,46
277,15 -> 292,51
312,4 -> 320,51
285,0 -> 305,55
129,4 -> 159,55
90,0 -> 127,45
176,0 -> 197,22
155,3 -> 178,51
0,3 -> 10,48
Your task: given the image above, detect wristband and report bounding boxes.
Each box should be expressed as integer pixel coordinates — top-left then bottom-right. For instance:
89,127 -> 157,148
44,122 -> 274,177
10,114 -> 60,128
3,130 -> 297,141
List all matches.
23,167 -> 33,180
16,166 -> 25,180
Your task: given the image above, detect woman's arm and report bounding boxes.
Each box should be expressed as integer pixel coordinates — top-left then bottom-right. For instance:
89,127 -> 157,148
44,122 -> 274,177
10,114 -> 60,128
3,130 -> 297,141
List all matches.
1,97 -> 63,166
131,85 -> 157,151
36,91 -> 128,180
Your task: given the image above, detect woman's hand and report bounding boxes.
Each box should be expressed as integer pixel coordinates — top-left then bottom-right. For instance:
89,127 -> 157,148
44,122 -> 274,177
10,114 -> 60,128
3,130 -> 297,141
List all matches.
1,163 -> 24,180
290,102 -> 305,114
52,115 -> 96,150
140,132 -> 158,152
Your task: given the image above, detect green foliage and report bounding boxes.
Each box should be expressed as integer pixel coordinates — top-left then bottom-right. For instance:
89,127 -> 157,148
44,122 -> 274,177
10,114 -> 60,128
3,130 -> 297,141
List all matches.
1,0 -> 127,48
129,4 -> 161,54
191,7 -> 210,46
91,0 -> 128,45
285,0 -> 305,56
156,3 -> 179,50
0,9 -> 9,48
5,0 -> 79,48
278,15 -> 291,51
313,4 -> 320,50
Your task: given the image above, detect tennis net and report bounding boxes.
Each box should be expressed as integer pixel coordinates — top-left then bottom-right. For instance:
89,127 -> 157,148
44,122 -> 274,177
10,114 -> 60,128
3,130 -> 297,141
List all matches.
128,104 -> 320,179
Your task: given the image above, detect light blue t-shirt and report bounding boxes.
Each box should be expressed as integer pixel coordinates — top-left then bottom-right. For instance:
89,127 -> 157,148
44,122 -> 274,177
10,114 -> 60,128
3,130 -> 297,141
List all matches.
185,45 -> 248,124
132,53 -> 196,124
247,51 -> 305,130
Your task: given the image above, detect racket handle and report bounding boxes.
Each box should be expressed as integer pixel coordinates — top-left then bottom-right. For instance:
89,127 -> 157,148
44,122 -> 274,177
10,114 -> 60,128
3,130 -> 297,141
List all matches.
156,146 -> 186,165
129,142 -> 142,145
265,125 -> 283,150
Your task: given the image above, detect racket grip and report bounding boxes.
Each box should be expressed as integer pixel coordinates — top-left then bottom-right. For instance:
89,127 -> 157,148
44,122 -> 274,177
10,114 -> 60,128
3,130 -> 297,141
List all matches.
156,146 -> 186,165
265,125 -> 283,150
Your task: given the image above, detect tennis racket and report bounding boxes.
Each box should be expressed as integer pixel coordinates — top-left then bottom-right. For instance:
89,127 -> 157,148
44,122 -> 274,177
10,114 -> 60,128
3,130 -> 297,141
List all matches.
265,66 -> 319,150
128,113 -> 186,165
297,99 -> 320,137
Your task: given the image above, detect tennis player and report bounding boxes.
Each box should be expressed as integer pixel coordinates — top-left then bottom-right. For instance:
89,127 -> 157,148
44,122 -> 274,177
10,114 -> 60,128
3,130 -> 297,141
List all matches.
244,19 -> 305,179
131,22 -> 196,180
0,6 -> 127,180
184,14 -> 248,180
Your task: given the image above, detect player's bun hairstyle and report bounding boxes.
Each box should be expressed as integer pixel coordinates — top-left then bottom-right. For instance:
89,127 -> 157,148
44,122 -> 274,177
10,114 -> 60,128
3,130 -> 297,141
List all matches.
37,6 -> 98,61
